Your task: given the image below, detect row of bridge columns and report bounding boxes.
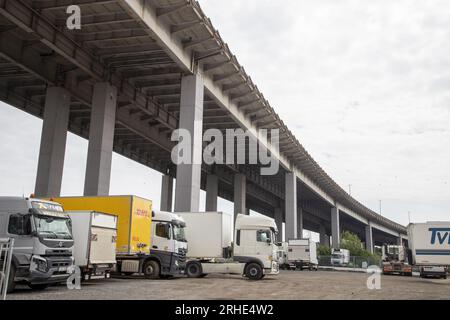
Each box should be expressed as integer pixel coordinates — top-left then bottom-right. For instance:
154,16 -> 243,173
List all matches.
33,74 -> 402,250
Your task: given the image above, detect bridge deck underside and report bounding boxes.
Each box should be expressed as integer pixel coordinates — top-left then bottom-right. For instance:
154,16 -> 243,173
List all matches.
0,0 -> 406,235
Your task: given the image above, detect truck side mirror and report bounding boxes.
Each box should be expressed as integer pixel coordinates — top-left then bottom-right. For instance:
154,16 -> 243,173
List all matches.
266,238 -> 271,245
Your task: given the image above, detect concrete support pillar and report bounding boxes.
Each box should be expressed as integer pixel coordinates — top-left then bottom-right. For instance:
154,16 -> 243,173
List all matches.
397,235 -> 403,246
365,223 -> 374,253
160,175 -> 173,212
319,223 -> 329,246
285,172 -> 297,240
35,87 -> 71,197
274,207 -> 283,242
174,74 -> 204,212
205,174 -> 218,211
234,173 -> 246,220
331,206 -> 340,249
84,82 -> 117,196
297,207 -> 304,239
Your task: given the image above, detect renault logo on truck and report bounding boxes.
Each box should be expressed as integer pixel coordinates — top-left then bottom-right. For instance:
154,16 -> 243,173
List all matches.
429,228 -> 450,245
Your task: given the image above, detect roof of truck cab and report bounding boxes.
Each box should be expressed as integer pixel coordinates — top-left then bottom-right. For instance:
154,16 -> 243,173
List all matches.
235,214 -> 277,232
153,210 -> 185,223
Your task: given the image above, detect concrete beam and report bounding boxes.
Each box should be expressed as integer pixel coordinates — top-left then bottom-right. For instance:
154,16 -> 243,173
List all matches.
34,87 -> 71,197
174,73 -> 204,212
234,173 -> 246,220
297,207 -> 304,239
285,172 -> 297,240
331,207 -> 340,249
84,82 -> 117,196
337,202 -> 368,225
205,174 -> 218,211
160,174 -> 173,211
365,223 -> 374,253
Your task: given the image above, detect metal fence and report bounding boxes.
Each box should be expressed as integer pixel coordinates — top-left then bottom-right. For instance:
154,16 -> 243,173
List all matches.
318,255 -> 382,269
0,238 -> 14,300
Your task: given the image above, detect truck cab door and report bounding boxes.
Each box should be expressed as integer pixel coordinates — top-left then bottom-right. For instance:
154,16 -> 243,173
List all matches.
152,222 -> 174,254
6,213 -> 34,260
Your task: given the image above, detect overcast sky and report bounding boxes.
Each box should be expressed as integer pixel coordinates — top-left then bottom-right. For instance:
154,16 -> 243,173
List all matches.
0,0 -> 449,230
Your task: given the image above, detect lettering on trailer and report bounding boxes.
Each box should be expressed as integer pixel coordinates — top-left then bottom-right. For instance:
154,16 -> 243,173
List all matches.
429,228 -> 450,245
135,208 -> 150,218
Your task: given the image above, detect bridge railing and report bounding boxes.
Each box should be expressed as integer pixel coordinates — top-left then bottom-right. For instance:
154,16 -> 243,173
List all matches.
0,238 -> 14,300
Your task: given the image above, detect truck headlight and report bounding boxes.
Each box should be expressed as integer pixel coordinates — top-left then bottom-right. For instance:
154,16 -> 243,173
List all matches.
32,256 -> 48,273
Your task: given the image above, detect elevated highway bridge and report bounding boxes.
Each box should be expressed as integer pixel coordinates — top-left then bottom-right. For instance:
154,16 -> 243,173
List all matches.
0,0 -> 407,249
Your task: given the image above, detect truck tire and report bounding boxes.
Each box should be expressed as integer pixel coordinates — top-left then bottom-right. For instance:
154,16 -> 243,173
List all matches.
245,263 -> 263,280
186,261 -> 203,278
6,264 -> 16,294
28,283 -> 49,290
143,260 -> 160,279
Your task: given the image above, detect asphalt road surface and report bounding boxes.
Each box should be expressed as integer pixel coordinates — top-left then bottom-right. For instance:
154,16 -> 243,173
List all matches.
7,270 -> 450,300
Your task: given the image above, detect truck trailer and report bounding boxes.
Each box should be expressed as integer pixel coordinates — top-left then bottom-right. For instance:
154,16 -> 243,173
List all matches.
408,222 -> 450,279
381,244 -> 412,276
285,239 -> 318,270
67,211 -> 118,280
51,196 -> 187,279
0,197 -> 74,293
178,212 -> 279,281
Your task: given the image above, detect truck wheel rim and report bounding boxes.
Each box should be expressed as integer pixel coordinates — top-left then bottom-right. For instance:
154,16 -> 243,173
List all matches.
146,265 -> 154,274
250,268 -> 258,276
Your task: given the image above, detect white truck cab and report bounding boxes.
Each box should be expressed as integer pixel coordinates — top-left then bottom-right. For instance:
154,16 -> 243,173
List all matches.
151,211 -> 188,275
180,212 -> 279,281
0,197 -> 74,292
331,248 -> 350,266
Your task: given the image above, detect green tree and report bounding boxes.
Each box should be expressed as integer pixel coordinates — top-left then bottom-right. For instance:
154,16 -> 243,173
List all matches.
317,244 -> 331,256
340,231 -> 381,261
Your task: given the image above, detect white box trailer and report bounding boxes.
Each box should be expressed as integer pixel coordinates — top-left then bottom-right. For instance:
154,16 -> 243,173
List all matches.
408,222 -> 450,279
286,239 -> 318,270
182,211 -> 232,259
178,212 -> 279,280
67,211 -> 118,280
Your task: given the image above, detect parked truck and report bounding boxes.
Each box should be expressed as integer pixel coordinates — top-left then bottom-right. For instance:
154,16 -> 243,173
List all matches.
51,196 -> 187,279
331,248 -> 350,266
179,212 -> 279,281
0,197 -> 74,293
408,222 -> 450,279
284,239 -> 318,270
66,211 -> 118,280
381,244 -> 412,276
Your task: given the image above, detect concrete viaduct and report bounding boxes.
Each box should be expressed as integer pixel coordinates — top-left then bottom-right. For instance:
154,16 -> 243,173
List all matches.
0,0 -> 407,251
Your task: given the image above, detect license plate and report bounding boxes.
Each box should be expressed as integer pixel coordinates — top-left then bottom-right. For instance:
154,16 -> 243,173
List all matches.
58,266 -> 67,272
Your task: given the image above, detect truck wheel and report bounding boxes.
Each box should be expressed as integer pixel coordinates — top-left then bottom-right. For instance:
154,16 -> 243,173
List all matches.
245,263 -> 263,280
6,264 -> 16,293
186,261 -> 203,278
28,283 -> 49,290
143,260 -> 160,279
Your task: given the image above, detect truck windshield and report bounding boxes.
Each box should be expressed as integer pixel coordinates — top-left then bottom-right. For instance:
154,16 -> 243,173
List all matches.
332,254 -> 342,259
173,224 -> 186,242
34,215 -> 72,239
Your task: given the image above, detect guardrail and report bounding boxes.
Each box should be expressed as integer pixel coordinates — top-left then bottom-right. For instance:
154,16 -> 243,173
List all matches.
0,238 -> 14,300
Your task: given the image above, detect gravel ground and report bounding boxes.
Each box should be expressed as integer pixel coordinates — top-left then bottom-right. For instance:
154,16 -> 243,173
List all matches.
7,270 -> 450,300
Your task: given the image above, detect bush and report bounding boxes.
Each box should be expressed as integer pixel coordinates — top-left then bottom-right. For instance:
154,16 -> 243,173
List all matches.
340,231 -> 380,261
317,244 -> 332,256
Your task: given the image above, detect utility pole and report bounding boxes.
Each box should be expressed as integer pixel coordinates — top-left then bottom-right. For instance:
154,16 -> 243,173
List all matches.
408,211 -> 411,224
348,184 -> 352,196
379,200 -> 382,215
